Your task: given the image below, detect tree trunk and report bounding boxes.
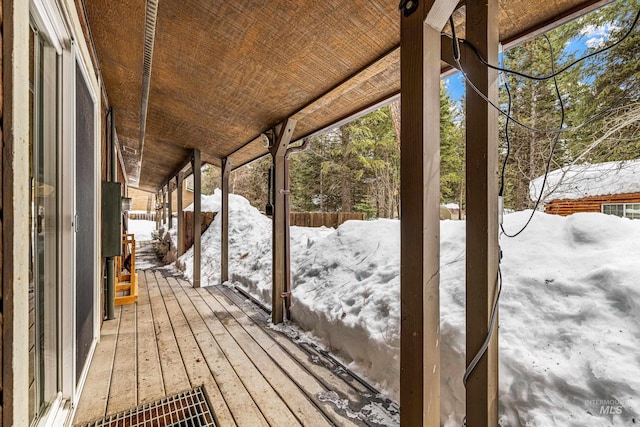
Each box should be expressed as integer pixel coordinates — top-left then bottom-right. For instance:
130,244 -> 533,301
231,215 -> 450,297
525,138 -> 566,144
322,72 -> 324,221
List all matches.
458,179 -> 464,219
340,128 -> 352,212
528,86 -> 538,210
389,100 -> 402,150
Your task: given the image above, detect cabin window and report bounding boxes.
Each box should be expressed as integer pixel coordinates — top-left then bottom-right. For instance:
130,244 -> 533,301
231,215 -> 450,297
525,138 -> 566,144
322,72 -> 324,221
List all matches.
602,203 -> 640,219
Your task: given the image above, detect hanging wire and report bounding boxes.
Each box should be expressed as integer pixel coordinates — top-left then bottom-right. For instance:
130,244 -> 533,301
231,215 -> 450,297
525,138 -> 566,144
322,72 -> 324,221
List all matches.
446,7 -> 638,135
459,8 -> 640,82
501,34 -> 566,237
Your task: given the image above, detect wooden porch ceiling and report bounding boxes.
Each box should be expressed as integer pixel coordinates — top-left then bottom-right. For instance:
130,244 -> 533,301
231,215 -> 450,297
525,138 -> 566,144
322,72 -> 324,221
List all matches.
83,0 -> 609,192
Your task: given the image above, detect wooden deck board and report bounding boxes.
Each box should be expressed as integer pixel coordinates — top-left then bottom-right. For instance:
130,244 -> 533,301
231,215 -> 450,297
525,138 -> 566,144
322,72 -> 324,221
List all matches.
75,264 -> 387,427
187,283 -> 335,427
136,271 -> 165,404
144,270 -> 191,396
219,284 -> 371,397
151,272 -> 239,427
74,307 -> 121,424
170,279 -> 313,426
107,303 -> 137,415
208,283 -> 368,427
156,273 -> 268,427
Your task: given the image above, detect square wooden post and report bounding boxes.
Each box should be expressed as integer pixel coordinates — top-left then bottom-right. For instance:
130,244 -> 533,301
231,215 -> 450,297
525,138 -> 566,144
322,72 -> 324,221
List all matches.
176,173 -> 184,256
168,181 -> 173,229
163,187 -> 167,226
465,0 -> 500,425
399,1 -> 441,424
156,192 -> 160,229
3,0 -> 31,424
192,149 -> 202,287
221,157 -> 232,283
269,119 -> 296,324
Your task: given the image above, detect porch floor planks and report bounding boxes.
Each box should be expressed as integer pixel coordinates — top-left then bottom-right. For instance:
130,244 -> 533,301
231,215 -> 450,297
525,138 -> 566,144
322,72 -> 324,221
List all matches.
135,270 -> 165,405
208,284 -> 368,427
144,270 -> 190,396
151,271 -> 239,426
73,306 -> 121,422
106,303 -> 137,415
171,277 -> 330,427
75,266 -> 378,427
157,273 -> 276,427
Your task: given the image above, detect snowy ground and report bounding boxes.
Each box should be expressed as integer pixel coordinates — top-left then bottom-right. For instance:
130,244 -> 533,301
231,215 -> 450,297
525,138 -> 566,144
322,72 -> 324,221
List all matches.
127,219 -> 156,242
176,191 -> 639,426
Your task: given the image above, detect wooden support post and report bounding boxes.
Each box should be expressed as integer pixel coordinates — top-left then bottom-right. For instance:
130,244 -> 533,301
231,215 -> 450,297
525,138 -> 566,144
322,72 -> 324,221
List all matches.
163,187 -> 167,226
465,0 -> 500,425
192,149 -> 202,287
156,192 -> 160,229
168,181 -> 173,229
399,1 -> 441,425
221,157 -> 232,283
3,1 -> 31,424
176,173 -> 184,257
269,119 -> 296,324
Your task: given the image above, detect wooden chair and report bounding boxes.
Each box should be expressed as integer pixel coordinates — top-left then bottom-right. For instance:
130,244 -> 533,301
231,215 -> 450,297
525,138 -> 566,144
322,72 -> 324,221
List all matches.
115,233 -> 138,306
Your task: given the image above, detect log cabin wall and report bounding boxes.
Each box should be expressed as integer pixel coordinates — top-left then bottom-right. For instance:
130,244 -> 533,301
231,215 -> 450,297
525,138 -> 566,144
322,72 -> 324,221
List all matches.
545,192 -> 640,216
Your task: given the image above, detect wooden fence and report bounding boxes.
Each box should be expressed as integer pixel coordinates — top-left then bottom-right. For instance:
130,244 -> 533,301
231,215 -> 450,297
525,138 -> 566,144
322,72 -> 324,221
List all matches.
289,212 -> 364,228
181,211 -> 216,253
177,211 -> 363,253
128,212 -> 157,221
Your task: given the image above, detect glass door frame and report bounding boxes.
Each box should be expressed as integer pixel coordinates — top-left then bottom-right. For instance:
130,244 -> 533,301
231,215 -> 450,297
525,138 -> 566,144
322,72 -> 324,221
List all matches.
29,0 -> 102,424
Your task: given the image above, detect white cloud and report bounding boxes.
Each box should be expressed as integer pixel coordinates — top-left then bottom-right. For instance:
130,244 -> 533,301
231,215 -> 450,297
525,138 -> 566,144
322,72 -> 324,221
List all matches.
580,22 -> 620,48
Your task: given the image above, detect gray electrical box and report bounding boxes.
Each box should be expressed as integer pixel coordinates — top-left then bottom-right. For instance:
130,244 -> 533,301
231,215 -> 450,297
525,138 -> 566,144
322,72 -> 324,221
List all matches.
102,182 -> 122,257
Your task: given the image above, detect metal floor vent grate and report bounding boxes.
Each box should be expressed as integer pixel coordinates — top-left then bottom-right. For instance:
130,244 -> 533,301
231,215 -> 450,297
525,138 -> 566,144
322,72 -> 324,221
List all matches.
80,387 -> 216,427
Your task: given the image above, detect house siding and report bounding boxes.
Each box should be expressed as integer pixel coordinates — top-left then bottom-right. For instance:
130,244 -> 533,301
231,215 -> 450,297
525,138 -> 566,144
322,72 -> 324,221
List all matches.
545,192 -> 640,216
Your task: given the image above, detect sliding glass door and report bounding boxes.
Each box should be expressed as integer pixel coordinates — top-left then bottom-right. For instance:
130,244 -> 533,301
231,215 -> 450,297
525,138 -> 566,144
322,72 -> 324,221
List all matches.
29,22 -> 60,425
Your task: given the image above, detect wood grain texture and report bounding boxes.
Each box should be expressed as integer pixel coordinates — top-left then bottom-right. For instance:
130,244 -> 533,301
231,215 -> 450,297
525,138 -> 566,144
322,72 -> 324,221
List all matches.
176,173 -> 184,257
81,0 -> 602,191
215,286 -> 365,426
221,157 -> 232,283
106,304 -> 137,414
545,192 -> 640,216
74,261 -> 376,426
270,119 -> 296,324
465,0 -> 500,425
145,271 -> 190,396
73,307 -> 121,424
192,149 -> 201,287
135,272 -> 164,405
399,1 -> 442,425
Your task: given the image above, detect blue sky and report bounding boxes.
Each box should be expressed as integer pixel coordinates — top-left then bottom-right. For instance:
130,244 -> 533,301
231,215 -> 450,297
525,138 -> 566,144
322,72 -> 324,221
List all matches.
441,13 -> 616,104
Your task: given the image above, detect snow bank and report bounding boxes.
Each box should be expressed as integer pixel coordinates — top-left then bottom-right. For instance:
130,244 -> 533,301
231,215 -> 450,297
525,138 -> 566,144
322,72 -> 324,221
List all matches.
127,219 -> 156,241
176,191 -> 640,425
530,159 -> 640,202
184,191 -> 221,212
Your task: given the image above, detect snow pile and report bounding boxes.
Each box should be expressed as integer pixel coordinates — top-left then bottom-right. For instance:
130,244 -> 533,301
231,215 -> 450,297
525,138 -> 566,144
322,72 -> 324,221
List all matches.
184,192 -> 221,212
176,191 -> 640,425
530,159 -> 640,202
127,219 -> 157,241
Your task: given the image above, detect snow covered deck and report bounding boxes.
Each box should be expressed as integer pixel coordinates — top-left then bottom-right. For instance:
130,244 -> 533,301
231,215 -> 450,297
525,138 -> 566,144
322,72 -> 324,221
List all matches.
73,263 -> 387,426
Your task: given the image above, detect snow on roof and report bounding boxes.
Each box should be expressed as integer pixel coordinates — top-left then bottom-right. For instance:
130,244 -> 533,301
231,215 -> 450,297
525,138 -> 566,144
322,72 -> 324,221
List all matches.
530,159 -> 640,202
